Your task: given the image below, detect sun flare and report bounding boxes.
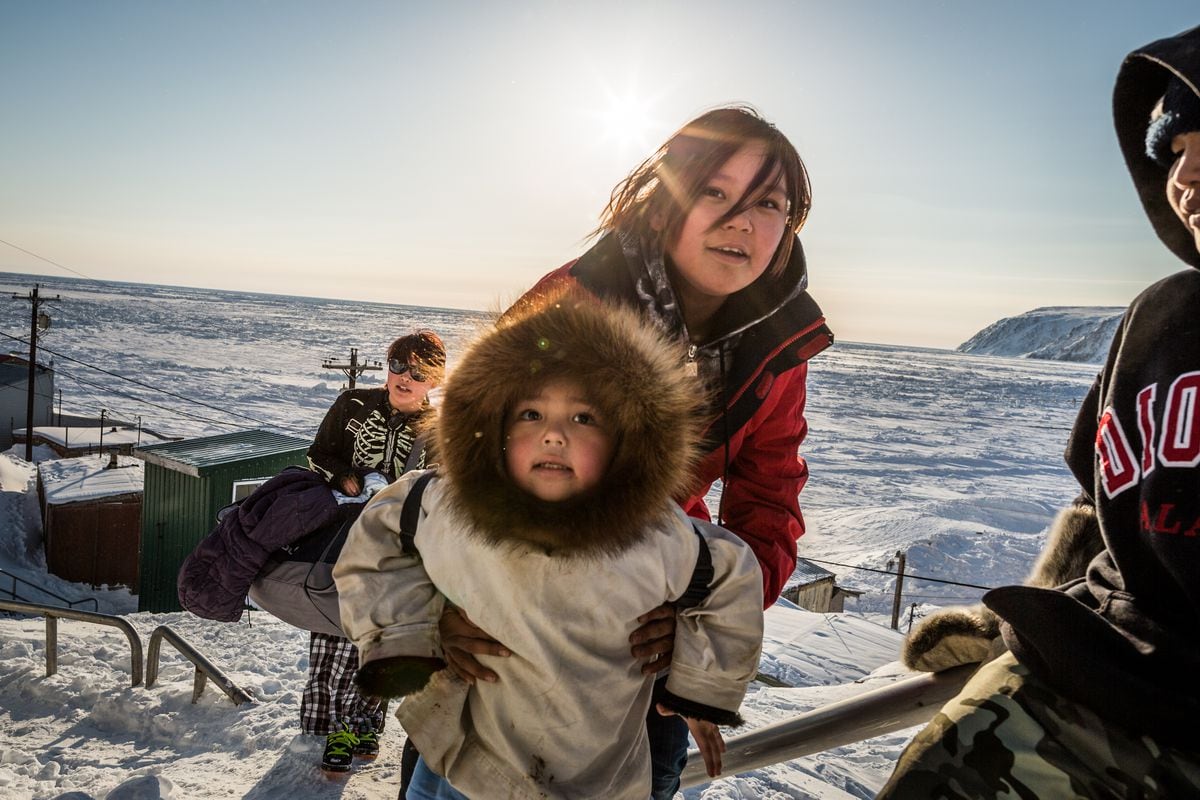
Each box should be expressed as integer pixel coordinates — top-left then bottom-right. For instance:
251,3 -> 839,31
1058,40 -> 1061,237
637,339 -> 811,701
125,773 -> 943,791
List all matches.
595,89 -> 663,154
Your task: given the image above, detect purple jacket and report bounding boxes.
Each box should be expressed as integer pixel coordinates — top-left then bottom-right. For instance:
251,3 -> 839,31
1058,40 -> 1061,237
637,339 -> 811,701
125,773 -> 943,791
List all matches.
177,467 -> 341,622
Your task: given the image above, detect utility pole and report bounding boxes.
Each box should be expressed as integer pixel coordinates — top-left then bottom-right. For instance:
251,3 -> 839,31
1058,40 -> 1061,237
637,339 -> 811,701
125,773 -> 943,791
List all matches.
99,408 -> 107,454
12,285 -> 60,462
889,550 -> 907,630
322,347 -> 382,390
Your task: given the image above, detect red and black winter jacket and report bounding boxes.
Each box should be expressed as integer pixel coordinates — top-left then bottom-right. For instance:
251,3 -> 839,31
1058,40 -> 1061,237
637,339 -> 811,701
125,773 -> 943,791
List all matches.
517,233 -> 833,605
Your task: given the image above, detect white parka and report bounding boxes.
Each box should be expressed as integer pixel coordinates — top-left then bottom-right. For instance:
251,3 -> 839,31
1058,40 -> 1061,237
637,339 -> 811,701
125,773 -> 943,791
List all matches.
335,472 -> 763,799
334,294 -> 765,799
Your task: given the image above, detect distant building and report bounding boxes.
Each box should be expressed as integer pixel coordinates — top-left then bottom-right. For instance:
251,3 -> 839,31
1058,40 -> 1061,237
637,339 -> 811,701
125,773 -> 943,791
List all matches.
16,424 -> 177,458
37,454 -> 144,589
0,355 -> 54,450
782,559 -> 864,613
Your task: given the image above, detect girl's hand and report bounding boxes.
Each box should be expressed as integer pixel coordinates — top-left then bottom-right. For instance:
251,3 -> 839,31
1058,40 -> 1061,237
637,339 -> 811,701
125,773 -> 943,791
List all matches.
656,704 -> 726,778
630,603 -> 676,674
339,474 -> 362,496
438,606 -> 510,684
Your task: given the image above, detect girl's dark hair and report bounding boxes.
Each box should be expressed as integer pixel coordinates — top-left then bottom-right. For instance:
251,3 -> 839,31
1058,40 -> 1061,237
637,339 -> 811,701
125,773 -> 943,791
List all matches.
388,329 -> 447,378
596,105 -> 811,277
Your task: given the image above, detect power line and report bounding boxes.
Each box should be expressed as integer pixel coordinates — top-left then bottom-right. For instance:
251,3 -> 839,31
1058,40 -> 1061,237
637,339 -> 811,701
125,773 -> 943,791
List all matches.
901,594 -> 986,602
55,367 -> 253,431
0,329 -> 310,436
0,330 -> 264,424
0,239 -> 91,280
802,556 -> 995,591
0,262 -> 321,439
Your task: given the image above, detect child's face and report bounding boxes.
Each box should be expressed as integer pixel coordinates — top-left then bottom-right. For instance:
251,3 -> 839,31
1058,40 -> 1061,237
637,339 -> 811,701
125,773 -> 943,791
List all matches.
664,141 -> 790,310
504,378 -> 614,503
1167,130 -> 1200,254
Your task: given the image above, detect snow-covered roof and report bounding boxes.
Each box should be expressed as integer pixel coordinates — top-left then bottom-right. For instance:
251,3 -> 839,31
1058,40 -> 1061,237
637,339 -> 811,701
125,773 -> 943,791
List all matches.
16,425 -> 171,449
790,558 -> 836,586
38,454 -> 144,505
135,430 -> 310,477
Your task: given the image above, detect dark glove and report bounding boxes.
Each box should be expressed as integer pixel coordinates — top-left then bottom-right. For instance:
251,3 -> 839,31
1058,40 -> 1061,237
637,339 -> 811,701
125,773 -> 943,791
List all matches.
355,656 -> 445,698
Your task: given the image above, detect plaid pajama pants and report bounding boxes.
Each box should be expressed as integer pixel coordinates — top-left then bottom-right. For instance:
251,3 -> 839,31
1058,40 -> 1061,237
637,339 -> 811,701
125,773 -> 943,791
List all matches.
299,632 -> 385,735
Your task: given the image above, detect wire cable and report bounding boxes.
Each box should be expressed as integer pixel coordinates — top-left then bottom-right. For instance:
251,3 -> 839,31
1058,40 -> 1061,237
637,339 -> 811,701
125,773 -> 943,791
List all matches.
55,366 -> 255,431
801,556 -> 996,591
0,238 -> 91,280
0,329 -> 311,436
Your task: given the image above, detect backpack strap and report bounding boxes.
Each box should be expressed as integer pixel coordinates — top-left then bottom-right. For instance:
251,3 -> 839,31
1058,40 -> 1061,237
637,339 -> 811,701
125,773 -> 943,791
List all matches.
402,433 -> 428,474
399,470 -> 437,553
675,524 -> 714,610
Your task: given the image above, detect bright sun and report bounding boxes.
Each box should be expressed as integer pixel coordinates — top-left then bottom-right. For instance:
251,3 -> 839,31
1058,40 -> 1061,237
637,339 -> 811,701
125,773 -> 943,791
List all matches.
595,90 -> 663,154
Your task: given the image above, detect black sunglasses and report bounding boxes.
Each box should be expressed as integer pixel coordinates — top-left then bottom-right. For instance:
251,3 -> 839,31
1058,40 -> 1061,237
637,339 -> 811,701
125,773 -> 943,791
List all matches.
388,359 -> 429,382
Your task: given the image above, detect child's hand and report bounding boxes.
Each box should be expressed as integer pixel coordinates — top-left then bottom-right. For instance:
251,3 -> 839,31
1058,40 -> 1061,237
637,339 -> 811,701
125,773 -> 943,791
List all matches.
439,606 -> 510,684
630,603 -> 676,674
656,704 -> 726,778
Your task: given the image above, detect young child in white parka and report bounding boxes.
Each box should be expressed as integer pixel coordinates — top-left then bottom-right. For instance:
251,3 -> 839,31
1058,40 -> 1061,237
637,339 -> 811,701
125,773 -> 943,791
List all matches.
333,290 -> 764,800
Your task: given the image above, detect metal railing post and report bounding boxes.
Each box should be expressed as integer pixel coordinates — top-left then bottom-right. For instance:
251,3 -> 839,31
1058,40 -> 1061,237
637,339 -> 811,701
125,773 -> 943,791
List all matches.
45,615 -> 57,676
146,625 -> 252,706
0,599 -> 142,686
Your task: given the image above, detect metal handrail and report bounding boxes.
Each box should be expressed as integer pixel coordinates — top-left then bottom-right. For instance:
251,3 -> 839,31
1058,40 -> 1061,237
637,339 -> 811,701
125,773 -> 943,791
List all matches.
146,625 -> 253,706
0,568 -> 98,611
679,663 -> 976,788
0,598 -> 142,686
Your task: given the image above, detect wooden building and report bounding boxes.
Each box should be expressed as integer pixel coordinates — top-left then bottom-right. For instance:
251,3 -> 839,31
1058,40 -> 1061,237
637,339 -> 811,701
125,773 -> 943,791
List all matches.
37,453 -> 144,588
781,559 -> 864,613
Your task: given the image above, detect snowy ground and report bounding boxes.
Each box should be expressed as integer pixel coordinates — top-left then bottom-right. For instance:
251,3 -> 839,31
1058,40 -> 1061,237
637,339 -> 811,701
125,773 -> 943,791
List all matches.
0,274 -> 1102,799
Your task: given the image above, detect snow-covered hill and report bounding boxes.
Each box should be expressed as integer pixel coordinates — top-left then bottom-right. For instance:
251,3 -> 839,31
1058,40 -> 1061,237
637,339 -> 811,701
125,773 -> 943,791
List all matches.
957,306 -> 1125,364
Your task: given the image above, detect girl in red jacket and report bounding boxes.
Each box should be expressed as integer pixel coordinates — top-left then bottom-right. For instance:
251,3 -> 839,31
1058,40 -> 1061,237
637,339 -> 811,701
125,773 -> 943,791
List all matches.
433,105 -> 832,798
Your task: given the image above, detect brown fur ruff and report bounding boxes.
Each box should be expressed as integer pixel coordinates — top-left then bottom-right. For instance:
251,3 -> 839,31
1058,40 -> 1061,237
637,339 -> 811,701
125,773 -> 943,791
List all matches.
433,290 -> 707,558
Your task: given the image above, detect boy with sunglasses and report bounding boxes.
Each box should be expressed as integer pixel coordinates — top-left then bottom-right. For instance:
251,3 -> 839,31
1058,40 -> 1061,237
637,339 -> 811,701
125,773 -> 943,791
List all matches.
303,329 -> 446,773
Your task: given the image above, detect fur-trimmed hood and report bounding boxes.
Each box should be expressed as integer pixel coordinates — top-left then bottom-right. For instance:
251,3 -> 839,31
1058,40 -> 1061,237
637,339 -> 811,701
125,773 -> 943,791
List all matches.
434,290 -> 706,557
1114,24 -> 1200,268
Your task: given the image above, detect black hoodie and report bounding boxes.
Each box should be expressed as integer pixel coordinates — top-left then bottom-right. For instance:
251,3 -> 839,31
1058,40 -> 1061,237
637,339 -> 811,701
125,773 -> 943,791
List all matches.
983,24 -> 1200,747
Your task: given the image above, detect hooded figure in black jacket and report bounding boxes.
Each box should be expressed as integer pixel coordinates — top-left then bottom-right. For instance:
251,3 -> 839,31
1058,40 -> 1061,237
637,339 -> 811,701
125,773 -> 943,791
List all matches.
881,24 -> 1200,798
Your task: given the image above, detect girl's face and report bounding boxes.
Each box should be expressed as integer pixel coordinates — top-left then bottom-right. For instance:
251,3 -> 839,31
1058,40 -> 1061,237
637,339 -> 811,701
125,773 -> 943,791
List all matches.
504,378 -> 614,503
664,142 -> 790,326
1167,130 -> 1200,253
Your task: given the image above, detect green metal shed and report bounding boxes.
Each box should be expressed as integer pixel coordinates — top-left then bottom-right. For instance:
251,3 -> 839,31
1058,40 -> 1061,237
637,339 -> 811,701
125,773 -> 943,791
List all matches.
134,429 -> 311,613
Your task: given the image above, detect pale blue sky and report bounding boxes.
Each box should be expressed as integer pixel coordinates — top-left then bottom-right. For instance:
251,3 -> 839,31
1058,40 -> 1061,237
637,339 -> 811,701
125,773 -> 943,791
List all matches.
1,1 -> 1196,347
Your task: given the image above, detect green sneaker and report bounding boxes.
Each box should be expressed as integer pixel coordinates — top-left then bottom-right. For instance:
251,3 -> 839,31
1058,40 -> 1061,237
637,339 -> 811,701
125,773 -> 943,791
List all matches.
353,728 -> 379,760
321,723 -> 359,773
